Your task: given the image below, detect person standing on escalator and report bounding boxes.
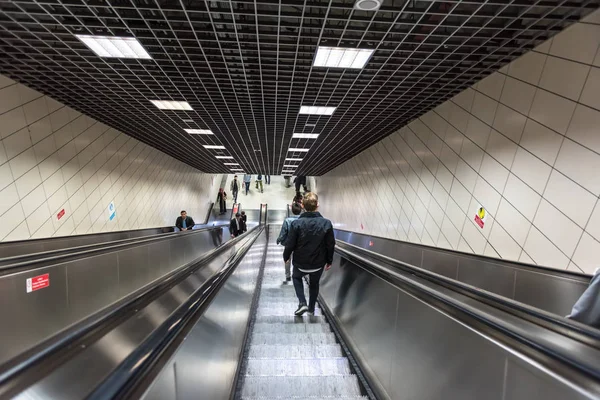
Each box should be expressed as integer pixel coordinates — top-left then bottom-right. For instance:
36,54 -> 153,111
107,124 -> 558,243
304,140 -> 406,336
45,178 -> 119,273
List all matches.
230,175 -> 240,203
176,210 -> 195,231
217,188 -> 227,215
277,202 -> 302,283
283,192 -> 335,316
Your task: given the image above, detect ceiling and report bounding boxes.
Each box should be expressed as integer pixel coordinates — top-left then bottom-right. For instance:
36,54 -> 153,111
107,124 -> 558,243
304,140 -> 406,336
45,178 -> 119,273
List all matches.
0,0 -> 597,176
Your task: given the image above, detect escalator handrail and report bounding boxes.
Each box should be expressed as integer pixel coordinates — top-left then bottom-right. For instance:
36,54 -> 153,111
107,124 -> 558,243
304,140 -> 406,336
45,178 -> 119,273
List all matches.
0,225 -> 262,395
85,226 -> 264,400
334,227 -> 591,281
0,225 -> 223,276
335,245 -> 600,384
337,241 -> 600,345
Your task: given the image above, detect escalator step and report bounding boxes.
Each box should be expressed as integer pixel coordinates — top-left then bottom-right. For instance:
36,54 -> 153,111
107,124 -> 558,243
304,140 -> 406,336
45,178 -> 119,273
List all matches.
251,333 -> 337,345
242,397 -> 367,400
253,323 -> 331,333
248,345 -> 343,359
255,315 -> 326,324
241,376 -> 362,397
246,358 -> 352,376
257,308 -> 323,317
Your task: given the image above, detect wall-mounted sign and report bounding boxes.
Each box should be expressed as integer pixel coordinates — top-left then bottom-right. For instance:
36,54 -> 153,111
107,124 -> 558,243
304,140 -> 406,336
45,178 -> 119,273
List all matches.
26,273 -> 49,293
108,201 -> 116,221
232,203 -> 239,215
57,209 -> 65,220
474,205 -> 487,228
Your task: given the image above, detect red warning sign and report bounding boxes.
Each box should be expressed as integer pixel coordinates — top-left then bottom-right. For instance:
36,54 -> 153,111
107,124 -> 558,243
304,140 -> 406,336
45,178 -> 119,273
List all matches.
57,209 -> 65,220
26,273 -> 50,293
232,203 -> 239,214
369,240 -> 374,247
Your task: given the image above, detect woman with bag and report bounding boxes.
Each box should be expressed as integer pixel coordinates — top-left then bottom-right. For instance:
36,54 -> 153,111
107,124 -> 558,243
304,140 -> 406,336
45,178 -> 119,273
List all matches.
217,188 -> 228,215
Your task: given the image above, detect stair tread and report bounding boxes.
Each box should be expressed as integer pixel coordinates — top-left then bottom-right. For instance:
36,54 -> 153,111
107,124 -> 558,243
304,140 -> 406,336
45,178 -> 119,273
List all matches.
246,358 -> 351,376
248,344 -> 344,359
241,376 -> 362,397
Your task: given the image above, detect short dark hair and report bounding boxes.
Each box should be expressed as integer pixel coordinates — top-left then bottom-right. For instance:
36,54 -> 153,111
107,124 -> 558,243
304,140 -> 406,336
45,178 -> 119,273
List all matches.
241,211 -> 246,215
291,202 -> 302,215
180,210 -> 186,214
303,192 -> 318,212
234,175 -> 238,178
235,212 -> 241,217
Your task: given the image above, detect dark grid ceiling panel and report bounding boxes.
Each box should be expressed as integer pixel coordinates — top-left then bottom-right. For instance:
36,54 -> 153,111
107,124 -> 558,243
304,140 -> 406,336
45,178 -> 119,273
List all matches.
0,0 -> 598,175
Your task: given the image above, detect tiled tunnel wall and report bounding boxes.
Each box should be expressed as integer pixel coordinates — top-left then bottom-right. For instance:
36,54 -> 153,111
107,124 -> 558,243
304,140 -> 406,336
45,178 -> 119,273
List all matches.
0,73 -> 220,242
318,11 -> 600,274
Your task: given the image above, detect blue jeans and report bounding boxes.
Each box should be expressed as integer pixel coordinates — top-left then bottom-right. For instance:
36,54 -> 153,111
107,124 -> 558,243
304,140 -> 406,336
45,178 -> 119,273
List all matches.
244,181 -> 250,194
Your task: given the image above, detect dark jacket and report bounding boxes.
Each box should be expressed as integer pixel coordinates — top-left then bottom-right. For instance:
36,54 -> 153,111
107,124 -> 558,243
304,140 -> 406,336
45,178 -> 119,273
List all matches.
230,217 -> 246,237
241,214 -> 247,232
277,216 -> 299,246
176,216 -> 195,230
283,211 -> 335,270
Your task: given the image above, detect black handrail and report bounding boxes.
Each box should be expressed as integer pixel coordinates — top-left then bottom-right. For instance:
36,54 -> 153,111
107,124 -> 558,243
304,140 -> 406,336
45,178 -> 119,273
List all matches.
203,201 -> 215,224
85,227 -> 264,400
0,225 -> 261,397
0,225 -> 223,276
335,245 -> 600,384
336,242 -> 600,346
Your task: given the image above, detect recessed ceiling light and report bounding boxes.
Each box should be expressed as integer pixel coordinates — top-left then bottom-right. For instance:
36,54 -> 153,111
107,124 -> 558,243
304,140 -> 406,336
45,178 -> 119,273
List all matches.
75,34 -> 152,59
203,145 -> 226,149
286,158 -> 303,162
215,156 -> 234,159
289,148 -> 310,152
313,46 -> 374,69
223,163 -> 239,165
283,165 -> 298,168
305,123 -> 317,127
181,119 -> 194,123
185,129 -> 213,134
299,106 -> 336,115
150,100 -> 193,110
354,0 -> 382,11
230,169 -> 244,172
293,133 -> 319,139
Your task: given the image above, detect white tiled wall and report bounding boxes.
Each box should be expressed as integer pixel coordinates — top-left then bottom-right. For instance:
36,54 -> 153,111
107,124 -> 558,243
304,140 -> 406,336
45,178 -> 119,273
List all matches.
318,11 -> 600,274
0,73 -> 220,242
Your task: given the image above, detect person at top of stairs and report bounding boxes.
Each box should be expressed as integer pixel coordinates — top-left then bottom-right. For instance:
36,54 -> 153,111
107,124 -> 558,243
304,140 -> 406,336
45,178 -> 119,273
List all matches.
283,192 -> 335,316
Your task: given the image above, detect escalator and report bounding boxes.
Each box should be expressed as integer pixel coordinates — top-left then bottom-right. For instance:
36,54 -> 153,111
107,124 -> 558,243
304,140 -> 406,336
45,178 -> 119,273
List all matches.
2,216 -> 600,399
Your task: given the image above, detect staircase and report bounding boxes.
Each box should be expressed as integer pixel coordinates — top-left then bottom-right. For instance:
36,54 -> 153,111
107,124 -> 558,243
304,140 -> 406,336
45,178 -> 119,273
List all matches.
239,226 -> 366,399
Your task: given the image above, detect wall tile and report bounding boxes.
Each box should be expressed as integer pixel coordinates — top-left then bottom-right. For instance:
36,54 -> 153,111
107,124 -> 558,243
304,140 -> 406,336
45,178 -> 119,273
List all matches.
499,77 -> 537,116
572,233 -> 600,274
579,67 -> 600,110
28,116 -> 53,144
21,185 -> 46,217
566,104 -> 600,155
477,72 -> 506,100
554,139 -> 600,196
506,50 -> 547,85
473,176 -> 502,216
523,227 -> 570,269
454,159 -> 478,192
534,199 -> 582,257
496,199 -> 531,246
464,115 -> 491,148
0,75 -> 14,89
439,144 -> 459,174
486,129 -> 517,169
492,104 -> 527,143
42,169 -> 64,199
0,85 -> 22,115
511,148 -> 551,194
502,173 -> 542,222
3,127 -> 32,159
27,202 -> 51,236
0,183 -> 19,216
460,139 -> 484,172
549,22 -> 600,64
33,135 -> 57,164
0,142 -> 6,165
22,96 -> 48,125
538,56 -> 590,101
479,154 -> 509,193
488,222 -> 521,261
543,169 -> 596,228
519,119 -> 563,165
462,219 -> 487,254
470,92 -> 498,125
0,107 -> 28,139
449,104 -> 470,133
528,89 -> 576,135
450,179 -> 471,212
9,148 -> 37,180
14,166 -> 42,199
0,203 -> 26,240
443,126 -> 464,154
586,203 -> 600,243
441,216 -> 461,249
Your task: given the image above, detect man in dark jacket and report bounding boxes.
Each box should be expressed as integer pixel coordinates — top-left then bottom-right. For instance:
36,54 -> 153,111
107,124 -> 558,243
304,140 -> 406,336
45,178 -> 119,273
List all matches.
230,212 -> 246,238
176,210 -> 195,231
277,202 -> 302,282
283,192 -> 335,316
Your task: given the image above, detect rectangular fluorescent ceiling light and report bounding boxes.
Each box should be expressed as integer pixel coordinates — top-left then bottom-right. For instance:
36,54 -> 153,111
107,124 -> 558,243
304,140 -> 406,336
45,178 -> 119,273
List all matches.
185,129 -> 213,135
75,34 -> 152,59
150,100 -> 193,110
223,163 -> 239,165
215,156 -> 234,159
203,145 -> 226,149
182,119 -> 194,123
284,165 -> 298,168
313,46 -> 373,69
293,133 -> 319,139
289,148 -> 310,152
286,158 -> 303,162
299,106 -> 336,116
